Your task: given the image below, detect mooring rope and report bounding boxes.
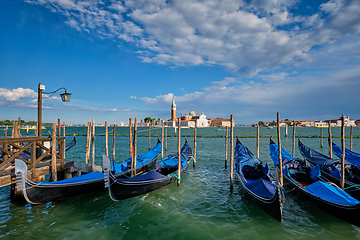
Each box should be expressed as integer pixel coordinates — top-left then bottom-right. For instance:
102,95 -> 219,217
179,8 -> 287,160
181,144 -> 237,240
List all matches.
168,173 -> 181,181
344,184 -> 360,191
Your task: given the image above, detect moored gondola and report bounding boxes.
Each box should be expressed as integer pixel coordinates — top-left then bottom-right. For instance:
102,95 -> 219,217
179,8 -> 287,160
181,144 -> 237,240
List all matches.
332,141 -> 360,169
104,139 -> 192,201
235,139 -> 284,222
298,139 -> 360,200
15,140 -> 162,204
270,139 -> 360,227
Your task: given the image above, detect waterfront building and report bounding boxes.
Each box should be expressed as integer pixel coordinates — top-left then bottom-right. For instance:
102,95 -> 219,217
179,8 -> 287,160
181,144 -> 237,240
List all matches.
208,118 -> 231,127
162,98 -> 209,128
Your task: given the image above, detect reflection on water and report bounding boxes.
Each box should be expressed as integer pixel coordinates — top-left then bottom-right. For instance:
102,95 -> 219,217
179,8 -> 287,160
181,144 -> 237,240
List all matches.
0,126 -> 359,239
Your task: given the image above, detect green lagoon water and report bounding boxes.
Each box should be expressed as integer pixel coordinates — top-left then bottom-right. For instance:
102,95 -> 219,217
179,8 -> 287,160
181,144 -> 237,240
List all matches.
1,126 -> 360,239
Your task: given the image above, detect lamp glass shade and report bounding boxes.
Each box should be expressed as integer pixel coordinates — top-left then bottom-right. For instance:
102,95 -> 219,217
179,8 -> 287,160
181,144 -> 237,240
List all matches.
60,92 -> 71,102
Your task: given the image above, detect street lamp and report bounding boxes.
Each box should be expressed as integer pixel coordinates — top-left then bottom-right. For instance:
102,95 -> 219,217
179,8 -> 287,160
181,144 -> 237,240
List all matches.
37,83 -> 71,137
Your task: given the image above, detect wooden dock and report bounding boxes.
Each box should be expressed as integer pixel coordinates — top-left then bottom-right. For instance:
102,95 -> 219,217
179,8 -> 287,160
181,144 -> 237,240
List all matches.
0,136 -> 74,189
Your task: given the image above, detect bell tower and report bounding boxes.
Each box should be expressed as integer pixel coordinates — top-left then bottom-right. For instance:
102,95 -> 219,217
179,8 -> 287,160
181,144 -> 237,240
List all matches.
171,97 -> 176,120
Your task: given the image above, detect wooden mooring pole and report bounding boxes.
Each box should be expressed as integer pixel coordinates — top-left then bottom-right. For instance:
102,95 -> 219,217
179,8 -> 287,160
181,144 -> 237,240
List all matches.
177,118 -> 181,186
328,121 -> 332,158
350,126 -> 353,151
91,119 -> 95,172
165,127 -> 167,151
230,114 -> 234,190
320,128 -> 323,148
277,112 -> 283,187
85,122 -> 91,164
105,122 -> 109,156
292,124 -> 296,157
225,126 -> 228,168
133,118 -> 137,177
58,119 -> 61,137
341,115 -> 345,189
256,124 -> 260,158
113,125 -> 116,161
194,119 -> 197,167
4,125 -> 8,139
161,125 -> 164,159
129,118 -> 133,158
51,123 -> 57,182
148,123 -> 151,150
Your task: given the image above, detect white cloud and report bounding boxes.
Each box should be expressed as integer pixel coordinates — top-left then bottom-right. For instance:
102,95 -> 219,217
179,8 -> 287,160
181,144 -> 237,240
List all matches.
23,0 -> 360,78
139,66 -> 360,122
0,88 -> 37,101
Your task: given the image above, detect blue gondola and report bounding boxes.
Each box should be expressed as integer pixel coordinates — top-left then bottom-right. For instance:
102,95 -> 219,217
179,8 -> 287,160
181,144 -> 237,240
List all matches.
270,139 -> 360,227
104,139 -> 192,201
15,140 -> 162,204
235,139 -> 284,222
299,139 -> 360,200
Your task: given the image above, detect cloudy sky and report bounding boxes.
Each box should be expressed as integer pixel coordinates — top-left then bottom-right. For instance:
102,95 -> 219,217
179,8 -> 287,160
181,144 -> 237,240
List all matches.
0,0 -> 359,125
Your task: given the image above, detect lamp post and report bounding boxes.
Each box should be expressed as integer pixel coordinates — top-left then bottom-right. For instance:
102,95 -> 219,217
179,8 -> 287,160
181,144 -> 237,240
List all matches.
37,83 -> 71,137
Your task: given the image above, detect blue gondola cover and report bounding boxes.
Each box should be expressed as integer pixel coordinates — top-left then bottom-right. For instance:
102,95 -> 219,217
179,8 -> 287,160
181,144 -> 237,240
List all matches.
269,143 -> 295,166
39,171 -> 104,185
332,144 -> 360,168
244,178 -> 276,199
309,165 -> 321,180
112,142 -> 162,174
305,181 -> 360,206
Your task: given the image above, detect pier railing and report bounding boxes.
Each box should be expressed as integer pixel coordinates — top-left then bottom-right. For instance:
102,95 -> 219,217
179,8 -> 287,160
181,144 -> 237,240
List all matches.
0,136 -> 66,187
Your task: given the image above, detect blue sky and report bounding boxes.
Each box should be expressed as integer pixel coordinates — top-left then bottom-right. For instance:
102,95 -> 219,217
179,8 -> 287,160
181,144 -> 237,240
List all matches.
0,0 -> 359,125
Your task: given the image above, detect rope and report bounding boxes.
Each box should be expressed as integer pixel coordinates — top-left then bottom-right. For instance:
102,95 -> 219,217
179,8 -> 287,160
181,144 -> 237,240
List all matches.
168,173 -> 181,181
191,156 -> 196,163
283,187 -> 296,193
344,184 -> 360,191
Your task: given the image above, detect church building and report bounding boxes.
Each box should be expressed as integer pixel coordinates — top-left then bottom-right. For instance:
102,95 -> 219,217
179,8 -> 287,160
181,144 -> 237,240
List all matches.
162,97 -> 209,128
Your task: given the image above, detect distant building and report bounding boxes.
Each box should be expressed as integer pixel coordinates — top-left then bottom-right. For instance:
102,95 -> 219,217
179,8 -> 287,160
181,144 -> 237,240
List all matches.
314,121 -> 328,127
325,114 -> 356,127
208,118 -> 232,127
162,98 -> 209,127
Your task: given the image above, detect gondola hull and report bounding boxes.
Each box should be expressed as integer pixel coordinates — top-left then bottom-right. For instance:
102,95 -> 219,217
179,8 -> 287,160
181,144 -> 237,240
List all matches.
298,140 -> 360,200
105,140 -> 192,201
16,142 -> 161,204
235,139 -> 284,222
23,177 -> 105,204
277,165 -> 360,227
236,174 -> 283,222
305,160 -> 360,200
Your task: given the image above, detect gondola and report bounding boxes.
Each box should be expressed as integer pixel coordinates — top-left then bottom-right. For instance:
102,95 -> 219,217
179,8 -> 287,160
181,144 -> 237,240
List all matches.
298,139 -> 360,200
270,139 -> 360,227
235,139 -> 284,222
15,140 -> 162,204
332,141 -> 360,168
104,139 -> 192,201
